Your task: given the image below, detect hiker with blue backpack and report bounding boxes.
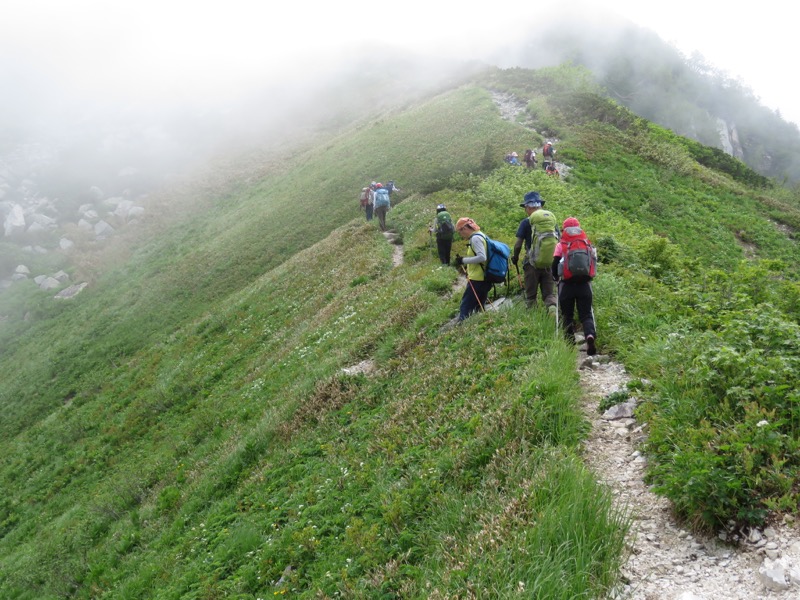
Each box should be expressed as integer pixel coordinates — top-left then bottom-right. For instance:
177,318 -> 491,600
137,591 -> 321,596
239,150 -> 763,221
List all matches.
511,191 -> 559,312
453,217 -> 510,321
373,183 -> 391,231
552,217 -> 598,355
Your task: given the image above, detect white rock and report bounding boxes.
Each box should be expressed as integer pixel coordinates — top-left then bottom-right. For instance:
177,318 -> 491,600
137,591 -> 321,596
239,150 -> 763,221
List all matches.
38,276 -> 61,290
758,559 -> 789,591
94,220 -> 115,238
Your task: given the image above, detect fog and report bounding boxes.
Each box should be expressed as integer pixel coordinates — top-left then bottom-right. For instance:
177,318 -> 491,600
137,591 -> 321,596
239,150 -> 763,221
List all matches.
0,3 -> 526,184
0,1 -> 796,226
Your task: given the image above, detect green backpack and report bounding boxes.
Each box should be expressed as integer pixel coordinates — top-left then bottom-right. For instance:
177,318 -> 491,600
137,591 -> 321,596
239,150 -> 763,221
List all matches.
435,212 -> 455,239
527,210 -> 559,268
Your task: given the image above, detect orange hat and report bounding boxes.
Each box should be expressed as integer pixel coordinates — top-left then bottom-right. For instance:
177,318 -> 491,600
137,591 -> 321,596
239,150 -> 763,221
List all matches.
455,217 -> 479,232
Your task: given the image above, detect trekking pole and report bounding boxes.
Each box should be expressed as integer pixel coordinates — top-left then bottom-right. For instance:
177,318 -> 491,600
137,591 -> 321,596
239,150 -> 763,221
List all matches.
514,262 -> 523,291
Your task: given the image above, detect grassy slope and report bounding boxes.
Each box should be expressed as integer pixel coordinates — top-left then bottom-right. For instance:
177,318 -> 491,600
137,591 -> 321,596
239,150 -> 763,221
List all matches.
2,65 -> 800,597
0,84 -> 627,598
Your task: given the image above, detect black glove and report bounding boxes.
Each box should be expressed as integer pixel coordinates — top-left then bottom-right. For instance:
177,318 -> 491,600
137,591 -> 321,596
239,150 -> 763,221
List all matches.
511,256 -> 519,266
454,256 -> 464,267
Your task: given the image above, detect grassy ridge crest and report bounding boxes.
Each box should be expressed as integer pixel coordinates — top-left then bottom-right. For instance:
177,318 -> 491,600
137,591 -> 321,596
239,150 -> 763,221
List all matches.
1,65 -> 799,597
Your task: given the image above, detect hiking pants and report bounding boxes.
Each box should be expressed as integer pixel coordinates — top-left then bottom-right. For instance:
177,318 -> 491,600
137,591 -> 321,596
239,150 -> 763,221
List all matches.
436,237 -> 452,265
365,204 -> 374,221
374,205 -> 389,231
459,279 -> 492,321
558,280 -> 596,341
523,262 -> 556,308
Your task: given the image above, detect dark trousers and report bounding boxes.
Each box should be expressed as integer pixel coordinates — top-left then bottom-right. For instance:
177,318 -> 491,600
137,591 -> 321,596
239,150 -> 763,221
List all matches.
436,237 -> 452,265
374,205 -> 389,231
523,262 -> 556,308
365,204 -> 373,221
459,279 -> 492,321
558,280 -> 596,340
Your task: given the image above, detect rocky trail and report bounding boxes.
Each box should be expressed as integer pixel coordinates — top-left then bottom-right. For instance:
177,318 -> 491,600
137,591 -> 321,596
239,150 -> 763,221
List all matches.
578,345 -> 800,599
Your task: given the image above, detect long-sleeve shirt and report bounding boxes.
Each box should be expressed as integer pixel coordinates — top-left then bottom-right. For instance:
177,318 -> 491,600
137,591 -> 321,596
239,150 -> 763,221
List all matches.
462,233 -> 487,265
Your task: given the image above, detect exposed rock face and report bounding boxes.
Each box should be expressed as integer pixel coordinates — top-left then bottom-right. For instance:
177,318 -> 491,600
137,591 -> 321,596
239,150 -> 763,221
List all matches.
717,117 -> 745,160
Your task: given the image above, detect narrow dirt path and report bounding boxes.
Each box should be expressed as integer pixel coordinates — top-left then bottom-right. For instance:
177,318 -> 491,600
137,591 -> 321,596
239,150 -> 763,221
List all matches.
382,230 -> 404,267
578,350 -> 800,599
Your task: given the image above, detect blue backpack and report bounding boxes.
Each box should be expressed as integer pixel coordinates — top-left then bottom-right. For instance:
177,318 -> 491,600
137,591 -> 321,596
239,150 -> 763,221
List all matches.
472,232 -> 510,284
373,188 -> 390,207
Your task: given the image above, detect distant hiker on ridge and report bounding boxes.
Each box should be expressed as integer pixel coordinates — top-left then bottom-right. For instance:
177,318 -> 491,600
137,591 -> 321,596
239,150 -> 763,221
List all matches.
523,148 -> 536,169
512,191 -> 559,312
552,216 -> 598,355
454,217 -> 492,321
430,204 -> 455,265
542,141 -> 556,170
359,186 -> 373,221
373,183 -> 391,231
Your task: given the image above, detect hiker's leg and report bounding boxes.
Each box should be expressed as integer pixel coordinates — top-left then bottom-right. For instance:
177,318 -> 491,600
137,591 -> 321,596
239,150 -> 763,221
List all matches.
559,283 -> 577,343
442,238 -> 452,264
458,283 -> 479,321
522,262 -> 537,307
474,280 -> 492,308
576,283 -> 596,339
436,239 -> 447,264
540,269 -> 556,308
376,206 -> 387,231
366,204 -> 373,221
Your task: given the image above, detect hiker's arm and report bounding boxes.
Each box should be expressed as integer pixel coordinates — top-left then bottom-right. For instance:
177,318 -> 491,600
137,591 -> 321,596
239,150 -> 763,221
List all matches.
551,255 -> 561,280
551,244 -> 563,279
512,237 -> 523,263
462,237 -> 487,264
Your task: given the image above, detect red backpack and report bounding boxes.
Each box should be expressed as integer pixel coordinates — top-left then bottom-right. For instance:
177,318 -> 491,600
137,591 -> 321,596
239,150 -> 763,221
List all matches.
559,237 -> 596,281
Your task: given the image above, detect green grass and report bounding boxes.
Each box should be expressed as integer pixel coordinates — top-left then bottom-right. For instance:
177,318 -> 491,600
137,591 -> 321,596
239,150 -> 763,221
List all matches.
2,64 -> 800,597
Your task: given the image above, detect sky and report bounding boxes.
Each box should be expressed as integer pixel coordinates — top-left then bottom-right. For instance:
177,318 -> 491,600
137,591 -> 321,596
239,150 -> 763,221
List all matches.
1,0 -> 797,129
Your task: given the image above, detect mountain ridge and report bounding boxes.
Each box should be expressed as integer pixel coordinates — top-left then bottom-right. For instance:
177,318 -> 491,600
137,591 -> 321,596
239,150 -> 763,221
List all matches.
1,66 -> 800,597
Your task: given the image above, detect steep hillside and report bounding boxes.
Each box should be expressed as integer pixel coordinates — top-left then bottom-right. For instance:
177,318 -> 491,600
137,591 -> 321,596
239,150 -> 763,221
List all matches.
2,66 -> 800,598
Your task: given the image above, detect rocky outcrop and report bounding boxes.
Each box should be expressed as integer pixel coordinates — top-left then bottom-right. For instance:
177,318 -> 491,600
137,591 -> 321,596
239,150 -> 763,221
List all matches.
717,117 -> 745,160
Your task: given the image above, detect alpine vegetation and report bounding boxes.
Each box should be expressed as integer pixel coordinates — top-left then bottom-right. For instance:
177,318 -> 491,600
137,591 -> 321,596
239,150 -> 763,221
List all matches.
1,63 -> 799,599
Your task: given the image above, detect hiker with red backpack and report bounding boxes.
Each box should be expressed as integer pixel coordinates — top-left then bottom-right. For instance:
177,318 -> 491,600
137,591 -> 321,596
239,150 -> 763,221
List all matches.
542,141 -> 556,170
552,217 -> 598,355
359,186 -> 373,221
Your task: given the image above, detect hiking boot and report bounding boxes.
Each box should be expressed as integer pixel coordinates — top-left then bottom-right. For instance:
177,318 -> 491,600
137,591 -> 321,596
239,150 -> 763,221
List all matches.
586,335 -> 597,356
547,305 -> 557,317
